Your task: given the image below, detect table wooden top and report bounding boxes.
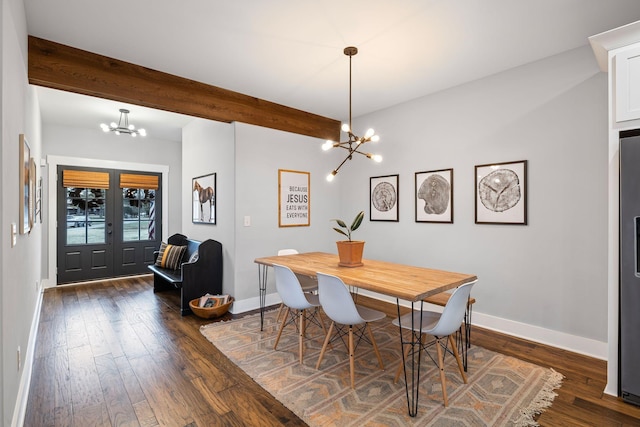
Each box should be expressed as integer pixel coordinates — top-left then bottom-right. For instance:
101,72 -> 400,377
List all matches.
255,252 -> 477,302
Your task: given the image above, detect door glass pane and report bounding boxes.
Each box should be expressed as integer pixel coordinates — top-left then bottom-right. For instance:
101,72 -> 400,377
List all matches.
123,188 -> 156,241
65,188 -> 106,245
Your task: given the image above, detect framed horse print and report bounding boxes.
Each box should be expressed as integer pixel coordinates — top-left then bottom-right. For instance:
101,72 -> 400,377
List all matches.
192,173 -> 216,224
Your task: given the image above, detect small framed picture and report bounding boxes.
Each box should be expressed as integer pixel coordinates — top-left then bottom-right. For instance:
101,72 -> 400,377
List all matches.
415,168 -> 453,223
192,173 -> 216,224
19,134 -> 31,234
475,160 -> 527,225
370,174 -> 399,222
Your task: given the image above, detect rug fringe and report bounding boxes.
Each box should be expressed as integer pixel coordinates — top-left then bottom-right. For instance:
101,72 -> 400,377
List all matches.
513,368 -> 565,427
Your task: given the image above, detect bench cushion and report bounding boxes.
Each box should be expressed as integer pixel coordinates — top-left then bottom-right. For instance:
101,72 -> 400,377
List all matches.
155,242 -> 187,270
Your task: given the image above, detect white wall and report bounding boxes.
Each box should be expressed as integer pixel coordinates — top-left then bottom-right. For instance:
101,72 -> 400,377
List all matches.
339,45 -> 608,356
181,119 -> 236,296
1,0 -> 43,424
233,122 -> 341,307
181,119 -> 343,310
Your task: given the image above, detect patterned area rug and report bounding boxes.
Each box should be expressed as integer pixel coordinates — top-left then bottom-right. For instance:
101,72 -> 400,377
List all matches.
200,310 -> 563,426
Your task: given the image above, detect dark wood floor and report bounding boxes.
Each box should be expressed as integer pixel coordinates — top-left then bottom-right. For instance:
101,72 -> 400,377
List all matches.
24,276 -> 640,426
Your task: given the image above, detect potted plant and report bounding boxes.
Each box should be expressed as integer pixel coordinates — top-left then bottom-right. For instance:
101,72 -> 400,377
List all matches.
331,210 -> 365,267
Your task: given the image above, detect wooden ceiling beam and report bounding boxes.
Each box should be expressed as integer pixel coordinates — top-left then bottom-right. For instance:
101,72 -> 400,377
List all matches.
28,36 -> 340,141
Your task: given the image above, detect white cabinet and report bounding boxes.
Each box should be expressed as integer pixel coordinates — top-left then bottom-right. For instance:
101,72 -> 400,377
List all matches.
615,44 -> 640,122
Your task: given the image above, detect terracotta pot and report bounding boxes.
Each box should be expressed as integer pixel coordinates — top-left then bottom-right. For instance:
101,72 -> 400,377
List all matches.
336,240 -> 365,267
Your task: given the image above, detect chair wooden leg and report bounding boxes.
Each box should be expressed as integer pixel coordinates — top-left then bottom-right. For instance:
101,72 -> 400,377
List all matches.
435,338 -> 448,407
276,302 -> 285,322
449,334 -> 468,383
274,306 -> 290,350
349,326 -> 355,389
317,308 -> 328,337
394,341 -> 412,383
316,322 -> 334,369
366,322 -> 384,370
299,309 -> 305,364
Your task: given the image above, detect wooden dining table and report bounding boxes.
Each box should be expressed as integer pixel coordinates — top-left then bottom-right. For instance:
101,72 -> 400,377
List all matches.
254,251 -> 477,417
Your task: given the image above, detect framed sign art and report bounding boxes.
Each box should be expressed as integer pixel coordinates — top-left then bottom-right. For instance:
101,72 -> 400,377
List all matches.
475,160 -> 527,225
278,169 -> 310,227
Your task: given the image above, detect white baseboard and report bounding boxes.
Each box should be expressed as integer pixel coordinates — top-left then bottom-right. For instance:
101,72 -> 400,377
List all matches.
471,311 -> 607,360
230,292 -> 281,314
11,285 -> 44,427
232,291 -> 608,361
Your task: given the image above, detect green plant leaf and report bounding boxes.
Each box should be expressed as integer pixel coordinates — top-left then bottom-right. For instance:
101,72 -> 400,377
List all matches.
333,228 -> 348,237
350,211 -> 364,231
333,219 -> 347,228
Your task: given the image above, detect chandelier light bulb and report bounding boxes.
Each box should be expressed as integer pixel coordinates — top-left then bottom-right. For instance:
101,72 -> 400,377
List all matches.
326,171 -> 337,182
364,128 -> 375,139
139,129 -> 147,136
341,123 -> 351,133
372,154 -> 382,162
371,134 -> 380,142
115,130 -> 121,135
322,140 -> 333,151
128,124 -> 135,130
131,133 -> 137,137
110,122 -> 117,128
100,123 -> 109,132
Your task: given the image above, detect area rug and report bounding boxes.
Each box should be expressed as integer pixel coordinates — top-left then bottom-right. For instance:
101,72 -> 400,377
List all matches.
200,310 -> 563,426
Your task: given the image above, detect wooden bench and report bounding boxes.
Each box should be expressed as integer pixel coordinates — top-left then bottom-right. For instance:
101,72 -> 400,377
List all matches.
148,233 -> 223,316
424,292 -> 476,371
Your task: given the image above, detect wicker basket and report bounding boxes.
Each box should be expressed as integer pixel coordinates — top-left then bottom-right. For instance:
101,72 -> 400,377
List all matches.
189,297 -> 234,319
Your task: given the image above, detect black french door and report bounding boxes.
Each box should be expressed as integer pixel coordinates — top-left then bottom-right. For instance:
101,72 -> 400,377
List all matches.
56,166 -> 162,284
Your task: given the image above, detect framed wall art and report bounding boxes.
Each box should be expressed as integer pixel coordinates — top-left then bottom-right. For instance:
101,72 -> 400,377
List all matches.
192,173 -> 216,224
19,134 -> 31,234
35,176 -> 43,224
415,168 -> 453,223
29,157 -> 37,230
278,169 -> 310,227
475,160 -> 527,225
370,174 -> 399,222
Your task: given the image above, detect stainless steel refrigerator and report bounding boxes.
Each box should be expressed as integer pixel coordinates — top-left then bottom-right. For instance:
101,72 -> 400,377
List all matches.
620,129 -> 640,406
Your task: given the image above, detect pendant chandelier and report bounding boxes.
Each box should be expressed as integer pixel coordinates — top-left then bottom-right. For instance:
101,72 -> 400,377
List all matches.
322,46 -> 381,182
100,109 -> 147,137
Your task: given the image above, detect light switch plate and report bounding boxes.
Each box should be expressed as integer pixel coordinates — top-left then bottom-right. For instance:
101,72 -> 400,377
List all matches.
244,216 -> 251,227
10,223 -> 17,247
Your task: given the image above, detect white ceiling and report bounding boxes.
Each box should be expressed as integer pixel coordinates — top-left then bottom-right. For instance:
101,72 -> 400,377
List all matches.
25,0 -> 640,142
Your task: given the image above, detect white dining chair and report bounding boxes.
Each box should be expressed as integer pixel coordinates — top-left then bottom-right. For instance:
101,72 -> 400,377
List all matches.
392,280 -> 477,407
275,249 -> 318,322
273,264 -> 326,364
315,272 -> 385,389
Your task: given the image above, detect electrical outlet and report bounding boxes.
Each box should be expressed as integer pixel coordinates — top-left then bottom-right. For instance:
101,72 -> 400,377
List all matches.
17,346 -> 21,371
244,216 -> 251,227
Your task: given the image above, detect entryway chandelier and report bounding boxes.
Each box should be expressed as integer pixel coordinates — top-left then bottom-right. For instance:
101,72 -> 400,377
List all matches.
100,109 -> 147,137
322,46 -> 381,182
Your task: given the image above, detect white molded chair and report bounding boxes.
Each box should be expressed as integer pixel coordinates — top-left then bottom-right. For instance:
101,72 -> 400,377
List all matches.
277,249 -> 318,293
273,264 -> 326,364
392,280 -> 477,407
275,249 -> 318,321
315,272 -> 385,389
